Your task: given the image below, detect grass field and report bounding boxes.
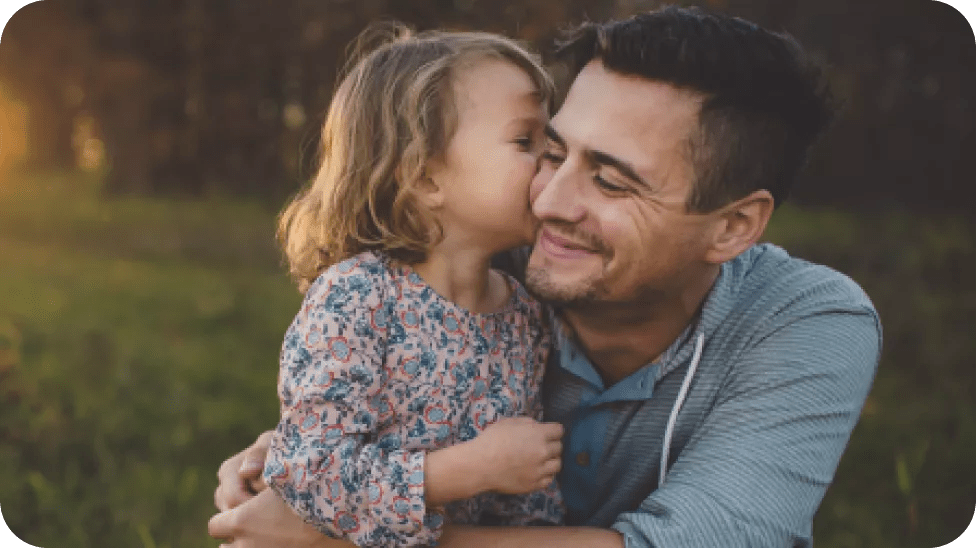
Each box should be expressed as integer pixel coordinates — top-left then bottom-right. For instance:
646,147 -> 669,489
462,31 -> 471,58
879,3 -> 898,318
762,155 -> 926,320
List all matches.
1,170 -> 973,547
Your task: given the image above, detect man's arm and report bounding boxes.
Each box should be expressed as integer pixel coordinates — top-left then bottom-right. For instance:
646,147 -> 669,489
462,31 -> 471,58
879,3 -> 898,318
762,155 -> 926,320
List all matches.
437,525 -> 624,547
214,431 -> 272,512
211,308 -> 878,548
209,489 -> 354,548
209,494 -> 625,548
611,309 -> 881,547
424,311 -> 877,548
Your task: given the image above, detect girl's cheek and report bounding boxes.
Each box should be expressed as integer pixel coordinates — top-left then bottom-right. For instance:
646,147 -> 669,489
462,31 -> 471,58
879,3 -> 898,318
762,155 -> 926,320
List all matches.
529,163 -> 552,202
519,154 -> 541,180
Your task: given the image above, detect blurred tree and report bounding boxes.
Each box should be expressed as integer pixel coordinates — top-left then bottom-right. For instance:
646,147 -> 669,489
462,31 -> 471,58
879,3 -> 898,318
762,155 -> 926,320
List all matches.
0,1 -> 93,171
694,0 -> 976,212
4,0 -> 616,199
1,0 -> 971,211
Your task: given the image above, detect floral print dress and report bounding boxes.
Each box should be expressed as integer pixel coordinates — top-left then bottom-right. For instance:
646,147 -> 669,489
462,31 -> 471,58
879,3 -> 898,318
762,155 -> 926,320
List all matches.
264,251 -> 563,547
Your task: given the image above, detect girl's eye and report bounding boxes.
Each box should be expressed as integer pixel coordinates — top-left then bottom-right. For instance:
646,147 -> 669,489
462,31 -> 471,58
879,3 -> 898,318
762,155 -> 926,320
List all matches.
515,137 -> 534,151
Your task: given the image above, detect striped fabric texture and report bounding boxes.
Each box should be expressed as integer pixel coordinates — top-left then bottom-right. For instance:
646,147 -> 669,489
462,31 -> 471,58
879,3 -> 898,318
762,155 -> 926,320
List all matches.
539,243 -> 882,548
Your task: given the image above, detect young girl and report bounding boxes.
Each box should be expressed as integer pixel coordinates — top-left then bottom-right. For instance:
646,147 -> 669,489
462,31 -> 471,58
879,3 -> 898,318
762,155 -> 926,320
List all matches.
262,25 -> 564,547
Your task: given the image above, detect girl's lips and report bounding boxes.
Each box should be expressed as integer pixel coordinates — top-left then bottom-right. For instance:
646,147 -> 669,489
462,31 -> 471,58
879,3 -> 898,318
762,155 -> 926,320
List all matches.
538,229 -> 597,260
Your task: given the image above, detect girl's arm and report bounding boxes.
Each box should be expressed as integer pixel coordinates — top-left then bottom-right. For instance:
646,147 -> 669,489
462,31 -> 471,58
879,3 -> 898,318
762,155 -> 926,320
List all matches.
424,417 -> 564,506
264,262 -> 440,547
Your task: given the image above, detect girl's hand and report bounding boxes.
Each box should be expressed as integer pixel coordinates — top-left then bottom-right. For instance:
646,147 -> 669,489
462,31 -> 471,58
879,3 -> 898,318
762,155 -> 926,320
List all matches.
473,417 -> 564,494
214,430 -> 273,512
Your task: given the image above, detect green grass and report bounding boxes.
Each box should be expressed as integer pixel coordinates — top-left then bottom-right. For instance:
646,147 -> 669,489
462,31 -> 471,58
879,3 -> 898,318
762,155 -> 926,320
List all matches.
766,205 -> 976,547
0,171 -> 299,548
0,171 -> 973,547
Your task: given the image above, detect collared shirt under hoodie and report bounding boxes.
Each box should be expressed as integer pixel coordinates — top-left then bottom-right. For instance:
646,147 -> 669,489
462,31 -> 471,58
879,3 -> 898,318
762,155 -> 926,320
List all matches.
540,243 -> 882,548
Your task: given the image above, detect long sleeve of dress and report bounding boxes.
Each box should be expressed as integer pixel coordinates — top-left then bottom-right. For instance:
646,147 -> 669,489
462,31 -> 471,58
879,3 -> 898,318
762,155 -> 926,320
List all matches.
472,482 -> 565,527
496,316 -> 565,526
263,263 -> 443,547
464,313 -> 565,528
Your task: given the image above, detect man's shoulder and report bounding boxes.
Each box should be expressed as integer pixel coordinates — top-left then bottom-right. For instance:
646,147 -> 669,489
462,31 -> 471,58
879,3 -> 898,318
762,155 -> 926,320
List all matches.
706,244 -> 881,385
716,244 -> 879,339
733,243 -> 875,310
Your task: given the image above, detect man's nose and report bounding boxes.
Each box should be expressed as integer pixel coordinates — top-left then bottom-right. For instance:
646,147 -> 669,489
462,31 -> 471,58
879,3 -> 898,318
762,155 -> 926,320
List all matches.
530,161 -> 586,224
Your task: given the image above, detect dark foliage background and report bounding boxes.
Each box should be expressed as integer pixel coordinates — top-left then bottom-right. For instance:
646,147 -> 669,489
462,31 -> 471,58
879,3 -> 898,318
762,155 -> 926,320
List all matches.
0,1 -> 973,547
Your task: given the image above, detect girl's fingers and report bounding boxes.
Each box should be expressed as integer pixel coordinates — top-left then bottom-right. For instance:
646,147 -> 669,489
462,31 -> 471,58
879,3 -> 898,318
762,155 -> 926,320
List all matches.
546,441 -> 562,459
542,458 -> 562,476
542,422 -> 565,440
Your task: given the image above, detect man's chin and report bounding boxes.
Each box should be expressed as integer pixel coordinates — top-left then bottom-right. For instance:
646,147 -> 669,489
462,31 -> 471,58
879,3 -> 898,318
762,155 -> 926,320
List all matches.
524,265 -> 600,305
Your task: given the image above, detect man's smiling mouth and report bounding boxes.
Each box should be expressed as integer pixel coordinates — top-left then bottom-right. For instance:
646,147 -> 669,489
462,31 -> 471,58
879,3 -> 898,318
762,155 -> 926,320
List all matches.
538,228 -> 601,258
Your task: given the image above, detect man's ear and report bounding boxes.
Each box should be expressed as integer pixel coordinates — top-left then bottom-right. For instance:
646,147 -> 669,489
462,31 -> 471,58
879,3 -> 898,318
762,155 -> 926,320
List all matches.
703,189 -> 774,264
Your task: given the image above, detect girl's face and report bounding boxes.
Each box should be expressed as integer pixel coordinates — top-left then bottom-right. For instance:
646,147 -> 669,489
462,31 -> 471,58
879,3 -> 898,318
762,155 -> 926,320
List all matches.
426,58 -> 548,254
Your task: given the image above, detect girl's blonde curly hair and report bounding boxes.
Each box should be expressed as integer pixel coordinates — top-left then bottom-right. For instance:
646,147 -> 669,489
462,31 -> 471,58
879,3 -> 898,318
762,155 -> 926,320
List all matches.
278,23 -> 554,292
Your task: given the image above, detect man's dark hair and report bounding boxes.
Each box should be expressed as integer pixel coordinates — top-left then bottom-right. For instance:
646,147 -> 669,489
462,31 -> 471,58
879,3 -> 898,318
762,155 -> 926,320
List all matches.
558,6 -> 835,211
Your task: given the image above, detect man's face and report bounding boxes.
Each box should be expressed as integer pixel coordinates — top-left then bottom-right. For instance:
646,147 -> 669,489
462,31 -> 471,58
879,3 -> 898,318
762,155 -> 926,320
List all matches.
525,60 -> 718,306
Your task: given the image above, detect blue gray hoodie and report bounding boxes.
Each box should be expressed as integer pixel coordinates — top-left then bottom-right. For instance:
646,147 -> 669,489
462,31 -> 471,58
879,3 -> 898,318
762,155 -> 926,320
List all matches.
536,243 -> 881,547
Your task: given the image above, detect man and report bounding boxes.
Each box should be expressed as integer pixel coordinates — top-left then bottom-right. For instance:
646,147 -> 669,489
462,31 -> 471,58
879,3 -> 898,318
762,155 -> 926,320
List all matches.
209,6 -> 880,547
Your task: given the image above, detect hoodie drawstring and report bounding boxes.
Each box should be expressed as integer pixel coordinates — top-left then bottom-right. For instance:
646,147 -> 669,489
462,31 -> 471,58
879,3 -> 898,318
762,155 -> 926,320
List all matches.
658,331 -> 705,487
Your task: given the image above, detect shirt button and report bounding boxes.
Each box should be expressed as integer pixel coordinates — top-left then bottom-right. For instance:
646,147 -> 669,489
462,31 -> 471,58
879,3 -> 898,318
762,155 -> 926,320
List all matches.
576,451 -> 590,467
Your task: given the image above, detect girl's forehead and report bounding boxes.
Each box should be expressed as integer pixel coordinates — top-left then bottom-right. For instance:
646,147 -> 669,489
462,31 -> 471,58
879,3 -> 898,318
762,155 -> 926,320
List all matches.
452,58 -> 543,115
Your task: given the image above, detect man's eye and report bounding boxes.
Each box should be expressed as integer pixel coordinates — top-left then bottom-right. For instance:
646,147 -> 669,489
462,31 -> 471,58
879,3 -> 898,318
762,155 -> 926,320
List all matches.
541,151 -> 564,164
594,175 -> 627,193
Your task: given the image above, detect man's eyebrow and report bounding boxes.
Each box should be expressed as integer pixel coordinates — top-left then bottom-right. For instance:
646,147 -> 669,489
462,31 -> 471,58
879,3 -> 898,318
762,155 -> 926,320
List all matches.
544,124 -> 566,147
589,150 -> 650,189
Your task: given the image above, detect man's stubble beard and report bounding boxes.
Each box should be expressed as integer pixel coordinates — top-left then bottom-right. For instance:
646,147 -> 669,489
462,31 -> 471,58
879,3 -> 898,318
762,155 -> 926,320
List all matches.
524,222 -> 616,307
524,263 -> 604,308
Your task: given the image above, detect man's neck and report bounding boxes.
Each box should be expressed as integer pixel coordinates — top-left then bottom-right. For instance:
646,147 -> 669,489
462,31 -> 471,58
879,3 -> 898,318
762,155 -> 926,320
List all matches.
561,267 -> 719,387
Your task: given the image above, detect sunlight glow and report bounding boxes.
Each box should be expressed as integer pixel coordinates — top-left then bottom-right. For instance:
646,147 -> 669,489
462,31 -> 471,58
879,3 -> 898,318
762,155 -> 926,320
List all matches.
72,113 -> 105,172
0,85 -> 29,177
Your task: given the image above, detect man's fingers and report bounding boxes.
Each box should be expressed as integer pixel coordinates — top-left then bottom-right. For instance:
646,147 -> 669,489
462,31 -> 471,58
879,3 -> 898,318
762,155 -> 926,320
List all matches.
248,475 -> 267,494
208,507 -> 240,541
240,456 -> 264,476
214,485 -> 236,512
214,477 -> 253,511
255,429 -> 274,447
238,431 -> 272,483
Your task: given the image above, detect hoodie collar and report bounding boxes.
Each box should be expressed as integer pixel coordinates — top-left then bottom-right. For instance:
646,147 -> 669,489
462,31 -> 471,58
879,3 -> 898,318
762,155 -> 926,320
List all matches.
553,256 -> 743,397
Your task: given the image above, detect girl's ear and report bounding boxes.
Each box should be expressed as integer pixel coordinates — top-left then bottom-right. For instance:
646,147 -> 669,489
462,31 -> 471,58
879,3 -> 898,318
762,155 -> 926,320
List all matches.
399,162 -> 445,210
703,189 -> 774,265
413,162 -> 444,211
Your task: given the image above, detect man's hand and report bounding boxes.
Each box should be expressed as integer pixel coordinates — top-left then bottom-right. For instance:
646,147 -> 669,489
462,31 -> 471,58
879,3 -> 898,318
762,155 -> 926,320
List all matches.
208,488 -> 350,548
214,430 -> 273,512
473,417 -> 563,494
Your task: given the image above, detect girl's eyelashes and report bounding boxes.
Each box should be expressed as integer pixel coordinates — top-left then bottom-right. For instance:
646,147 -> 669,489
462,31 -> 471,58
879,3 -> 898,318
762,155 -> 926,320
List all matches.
514,136 -> 535,151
